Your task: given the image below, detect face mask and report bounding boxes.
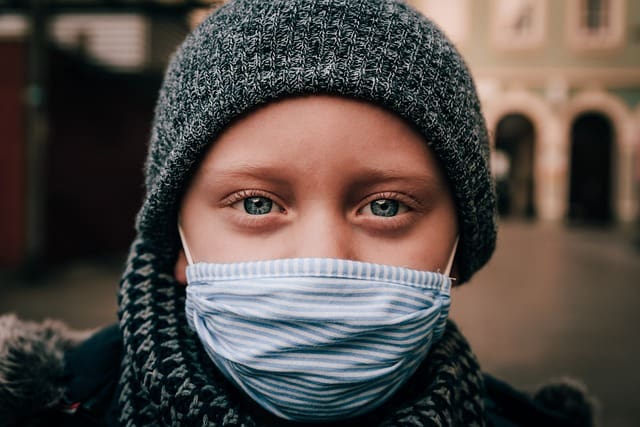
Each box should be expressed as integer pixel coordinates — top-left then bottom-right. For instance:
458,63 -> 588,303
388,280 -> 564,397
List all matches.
180,230 -> 457,421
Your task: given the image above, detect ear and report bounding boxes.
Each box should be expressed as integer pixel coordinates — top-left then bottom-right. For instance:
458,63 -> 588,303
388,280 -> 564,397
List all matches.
174,250 -> 188,286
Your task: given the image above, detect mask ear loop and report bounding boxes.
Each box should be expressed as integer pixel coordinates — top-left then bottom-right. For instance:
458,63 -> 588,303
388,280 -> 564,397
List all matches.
443,236 -> 459,278
179,222 -> 457,273
178,223 -> 195,266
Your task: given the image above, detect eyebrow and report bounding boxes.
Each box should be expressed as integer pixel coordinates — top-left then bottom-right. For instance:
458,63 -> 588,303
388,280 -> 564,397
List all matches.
207,164 -> 446,193
210,163 -> 439,180
204,164 -> 292,185
347,168 -> 447,193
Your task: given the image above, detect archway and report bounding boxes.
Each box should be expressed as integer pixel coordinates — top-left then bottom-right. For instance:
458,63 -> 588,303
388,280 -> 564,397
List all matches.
568,112 -> 613,224
494,113 -> 536,218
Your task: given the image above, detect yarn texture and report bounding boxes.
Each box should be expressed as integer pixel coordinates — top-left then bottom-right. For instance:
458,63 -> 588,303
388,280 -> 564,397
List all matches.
137,0 -> 496,284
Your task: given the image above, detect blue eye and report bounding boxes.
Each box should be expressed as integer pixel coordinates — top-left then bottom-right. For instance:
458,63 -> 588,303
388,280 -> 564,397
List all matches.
368,199 -> 400,217
243,197 -> 273,215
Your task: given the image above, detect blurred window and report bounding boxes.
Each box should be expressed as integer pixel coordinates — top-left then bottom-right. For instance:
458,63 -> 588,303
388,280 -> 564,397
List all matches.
566,0 -> 626,50
584,0 -> 610,31
51,14 -> 149,71
490,0 -> 548,51
408,0 -> 470,46
0,14 -> 28,38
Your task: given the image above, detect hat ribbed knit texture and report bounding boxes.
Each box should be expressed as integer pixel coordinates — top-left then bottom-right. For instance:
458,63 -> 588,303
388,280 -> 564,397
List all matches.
137,0 -> 496,283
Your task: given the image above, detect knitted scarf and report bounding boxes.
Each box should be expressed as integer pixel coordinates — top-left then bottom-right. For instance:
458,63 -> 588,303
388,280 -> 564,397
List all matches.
117,238 -> 486,426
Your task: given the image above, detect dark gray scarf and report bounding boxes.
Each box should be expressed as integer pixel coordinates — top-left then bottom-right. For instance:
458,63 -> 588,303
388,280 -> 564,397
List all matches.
117,238 -> 486,426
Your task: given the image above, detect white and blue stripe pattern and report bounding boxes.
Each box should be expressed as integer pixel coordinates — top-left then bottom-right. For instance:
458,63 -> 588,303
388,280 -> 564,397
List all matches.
185,258 -> 451,421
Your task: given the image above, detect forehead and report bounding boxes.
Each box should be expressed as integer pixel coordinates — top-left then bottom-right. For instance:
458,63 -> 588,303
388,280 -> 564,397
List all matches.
196,95 -> 446,184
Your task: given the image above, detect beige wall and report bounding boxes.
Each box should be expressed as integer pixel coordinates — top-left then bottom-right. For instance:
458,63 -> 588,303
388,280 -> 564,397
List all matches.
410,0 -> 640,223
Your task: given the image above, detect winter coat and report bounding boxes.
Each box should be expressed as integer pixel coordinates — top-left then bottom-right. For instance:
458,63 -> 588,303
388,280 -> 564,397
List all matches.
0,314 -> 594,427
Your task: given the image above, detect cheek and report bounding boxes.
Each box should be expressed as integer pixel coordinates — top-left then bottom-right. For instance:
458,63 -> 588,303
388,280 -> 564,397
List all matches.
198,234 -> 291,263
358,212 -> 457,271
174,251 -> 188,285
361,239 -> 446,271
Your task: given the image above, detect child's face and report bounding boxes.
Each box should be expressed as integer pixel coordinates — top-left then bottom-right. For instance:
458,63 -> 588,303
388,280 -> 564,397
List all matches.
175,96 -> 458,282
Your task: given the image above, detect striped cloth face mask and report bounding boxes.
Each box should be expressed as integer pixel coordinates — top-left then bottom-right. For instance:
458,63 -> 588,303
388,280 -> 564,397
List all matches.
180,231 -> 457,421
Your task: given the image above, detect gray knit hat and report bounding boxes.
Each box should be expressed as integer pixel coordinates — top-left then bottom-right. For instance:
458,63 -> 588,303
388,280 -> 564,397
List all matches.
137,0 -> 496,283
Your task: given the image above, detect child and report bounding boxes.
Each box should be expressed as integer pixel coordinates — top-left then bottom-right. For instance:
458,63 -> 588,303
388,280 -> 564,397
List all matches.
1,0 -> 594,425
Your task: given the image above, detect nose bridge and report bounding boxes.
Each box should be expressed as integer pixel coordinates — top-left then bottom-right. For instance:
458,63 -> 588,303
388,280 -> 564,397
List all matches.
294,202 -> 354,260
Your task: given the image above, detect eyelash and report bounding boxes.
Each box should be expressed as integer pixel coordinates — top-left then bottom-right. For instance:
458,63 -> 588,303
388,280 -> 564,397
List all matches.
355,192 -> 420,231
360,192 -> 418,212
222,191 -> 417,210
221,189 -> 421,232
221,189 -> 286,229
222,189 -> 283,207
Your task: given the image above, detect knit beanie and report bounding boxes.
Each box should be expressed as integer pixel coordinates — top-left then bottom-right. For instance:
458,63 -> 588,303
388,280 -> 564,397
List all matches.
136,0 -> 496,283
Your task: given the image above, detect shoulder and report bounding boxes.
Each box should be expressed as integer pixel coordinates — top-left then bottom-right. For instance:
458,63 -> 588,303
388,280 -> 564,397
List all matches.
61,323 -> 122,425
0,314 -> 122,427
483,373 -> 596,427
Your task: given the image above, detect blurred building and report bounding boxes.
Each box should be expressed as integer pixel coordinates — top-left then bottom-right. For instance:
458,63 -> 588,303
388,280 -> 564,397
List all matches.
410,0 -> 640,225
1,0 -> 639,267
0,0 -> 220,266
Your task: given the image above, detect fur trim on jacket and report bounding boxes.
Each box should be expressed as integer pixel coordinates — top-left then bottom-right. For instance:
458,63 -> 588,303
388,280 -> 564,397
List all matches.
0,314 -> 90,427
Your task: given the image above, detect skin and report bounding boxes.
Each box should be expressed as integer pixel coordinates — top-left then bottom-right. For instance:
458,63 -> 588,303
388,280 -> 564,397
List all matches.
175,95 -> 458,284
